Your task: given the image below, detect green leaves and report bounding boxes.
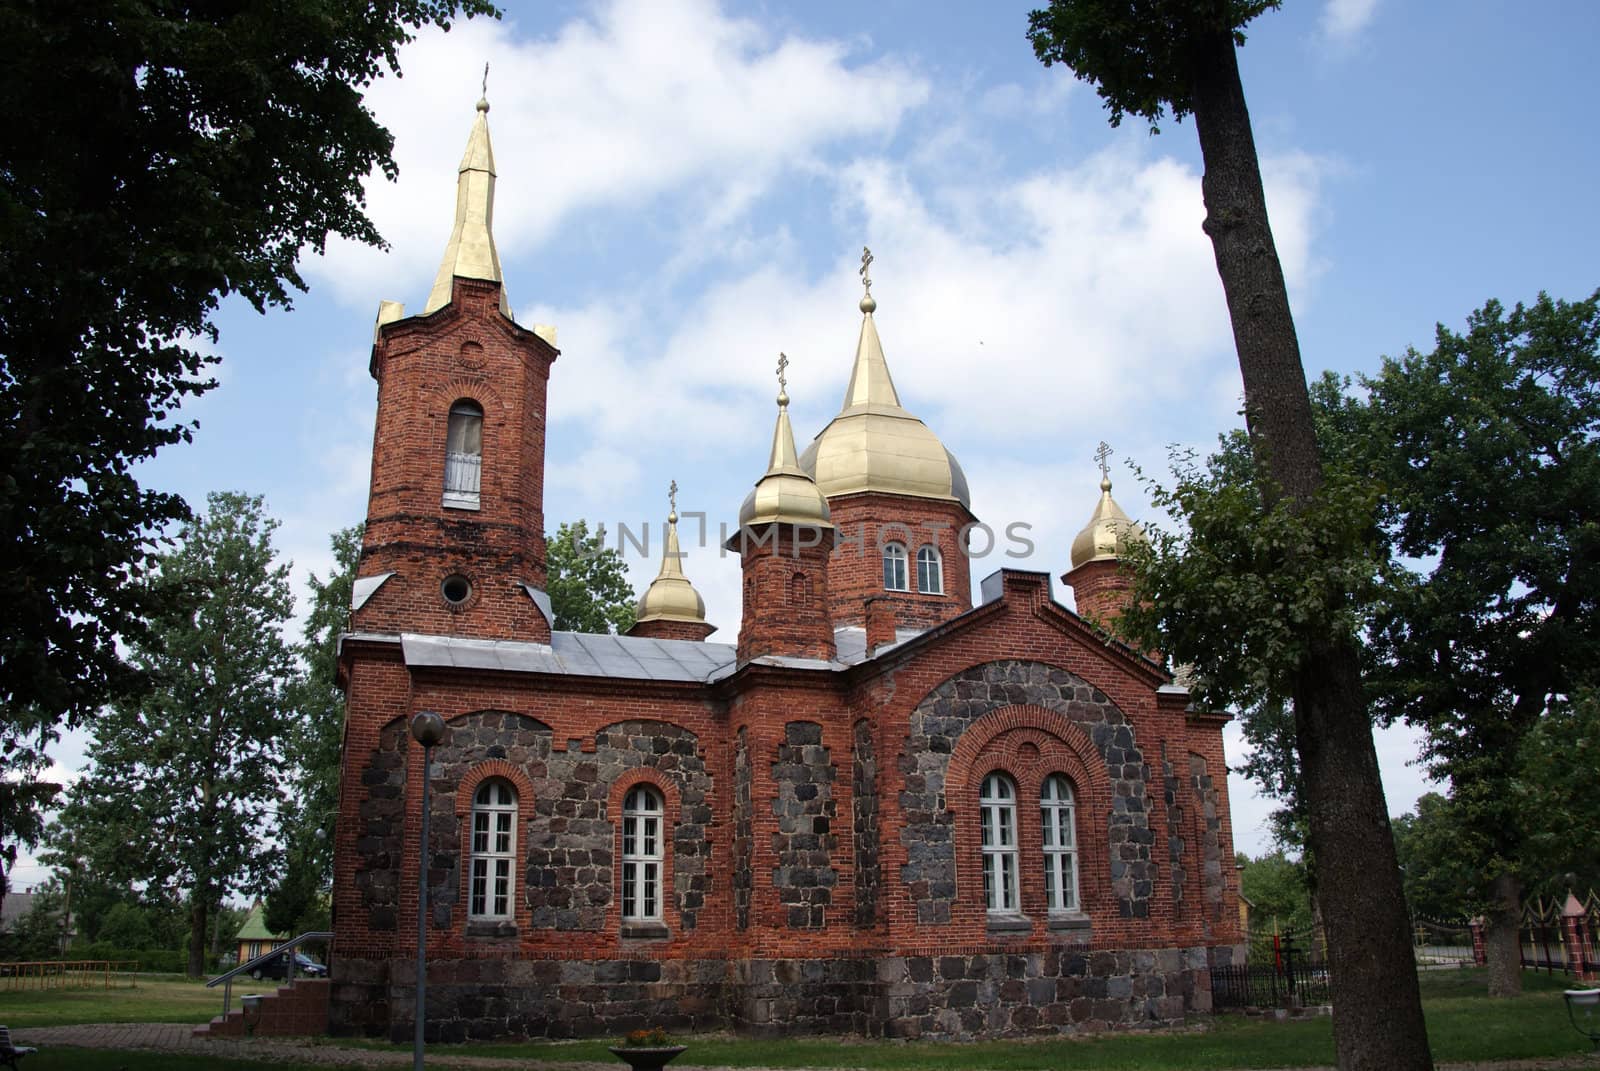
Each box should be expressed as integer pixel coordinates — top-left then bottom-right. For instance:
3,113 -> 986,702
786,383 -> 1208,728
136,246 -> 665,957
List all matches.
546,520 -> 639,635
1026,0 -> 1280,131
0,0 -> 497,755
63,491 -> 298,975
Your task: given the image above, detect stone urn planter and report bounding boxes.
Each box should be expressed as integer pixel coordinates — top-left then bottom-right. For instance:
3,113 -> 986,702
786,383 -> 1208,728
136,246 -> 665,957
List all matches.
607,1044 -> 687,1071
608,1028 -> 686,1071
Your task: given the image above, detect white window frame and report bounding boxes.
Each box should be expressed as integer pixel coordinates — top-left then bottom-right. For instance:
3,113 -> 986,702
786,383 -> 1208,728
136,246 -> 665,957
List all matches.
443,400 -> 483,510
469,779 -> 517,920
1041,774 -> 1080,914
622,785 -> 665,922
916,544 -> 943,594
882,542 -> 909,592
980,772 -> 1020,914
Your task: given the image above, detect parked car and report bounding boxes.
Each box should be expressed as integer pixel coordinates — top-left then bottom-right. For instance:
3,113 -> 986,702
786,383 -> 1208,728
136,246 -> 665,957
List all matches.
248,950 -> 327,981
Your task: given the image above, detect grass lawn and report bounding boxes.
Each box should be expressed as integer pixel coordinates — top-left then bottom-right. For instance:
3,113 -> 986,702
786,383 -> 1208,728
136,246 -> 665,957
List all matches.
0,972 -> 223,1027
1,967 -> 1595,1069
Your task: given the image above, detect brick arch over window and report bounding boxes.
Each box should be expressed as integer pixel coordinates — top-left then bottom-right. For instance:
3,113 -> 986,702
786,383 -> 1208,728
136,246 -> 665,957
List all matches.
946,706 -> 1110,807
606,769 -> 682,932
897,659 -> 1156,924
945,711 -> 1111,924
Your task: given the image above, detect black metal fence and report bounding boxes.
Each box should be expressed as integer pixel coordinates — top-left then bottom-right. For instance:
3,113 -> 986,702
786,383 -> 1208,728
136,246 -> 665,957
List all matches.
1212,927 -> 1330,1010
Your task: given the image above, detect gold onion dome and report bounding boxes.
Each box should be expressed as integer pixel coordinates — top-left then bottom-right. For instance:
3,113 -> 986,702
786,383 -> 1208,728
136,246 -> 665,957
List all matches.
739,355 -> 834,530
1069,474 -> 1148,570
798,249 -> 971,509
635,484 -> 709,624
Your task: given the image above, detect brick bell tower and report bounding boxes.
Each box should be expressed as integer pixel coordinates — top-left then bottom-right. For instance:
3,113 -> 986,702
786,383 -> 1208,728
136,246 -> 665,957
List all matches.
350,91 -> 558,645
731,355 -> 836,664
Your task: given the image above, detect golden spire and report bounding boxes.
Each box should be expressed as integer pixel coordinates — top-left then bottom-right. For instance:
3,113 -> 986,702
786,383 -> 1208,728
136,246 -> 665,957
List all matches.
1069,442 -> 1148,569
635,479 -> 710,624
739,354 -> 833,529
799,247 -> 972,508
840,246 -> 902,411
423,71 -> 510,318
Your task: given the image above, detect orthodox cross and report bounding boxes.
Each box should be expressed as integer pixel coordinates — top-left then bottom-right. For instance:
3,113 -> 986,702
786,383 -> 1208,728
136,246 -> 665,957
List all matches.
776,352 -> 789,392
1094,441 -> 1114,479
482,62 -> 490,97
668,479 -> 678,514
859,247 -> 874,297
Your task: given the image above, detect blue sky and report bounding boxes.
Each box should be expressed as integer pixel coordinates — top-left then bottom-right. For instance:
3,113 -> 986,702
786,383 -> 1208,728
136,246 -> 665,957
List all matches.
13,0 -> 1600,888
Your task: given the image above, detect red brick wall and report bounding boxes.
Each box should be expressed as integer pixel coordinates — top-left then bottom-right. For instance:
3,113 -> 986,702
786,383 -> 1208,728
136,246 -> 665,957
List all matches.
353,277 -> 556,645
628,618 -> 717,642
735,524 -> 836,663
824,493 -> 973,631
1063,558 -> 1132,627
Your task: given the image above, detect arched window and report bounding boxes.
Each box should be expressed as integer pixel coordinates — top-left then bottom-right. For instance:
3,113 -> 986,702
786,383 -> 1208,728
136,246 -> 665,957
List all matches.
1041,774 -> 1079,913
882,542 -> 909,591
916,545 -> 943,594
622,785 -> 664,921
443,400 -> 483,509
470,779 -> 516,919
980,772 -> 1019,914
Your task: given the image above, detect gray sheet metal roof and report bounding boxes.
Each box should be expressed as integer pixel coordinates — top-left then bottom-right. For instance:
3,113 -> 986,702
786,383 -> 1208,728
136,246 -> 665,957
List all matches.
390,623 -> 933,684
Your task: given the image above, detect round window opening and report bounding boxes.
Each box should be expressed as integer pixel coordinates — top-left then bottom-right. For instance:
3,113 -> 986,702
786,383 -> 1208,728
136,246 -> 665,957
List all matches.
441,574 -> 473,606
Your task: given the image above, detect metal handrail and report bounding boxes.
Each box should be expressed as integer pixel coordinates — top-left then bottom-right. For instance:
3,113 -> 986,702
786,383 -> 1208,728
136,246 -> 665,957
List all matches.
205,930 -> 333,1016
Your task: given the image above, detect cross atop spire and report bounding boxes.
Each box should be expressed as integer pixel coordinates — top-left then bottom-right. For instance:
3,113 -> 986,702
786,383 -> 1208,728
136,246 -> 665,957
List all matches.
668,478 -> 679,520
1094,441 -> 1114,491
481,61 -> 490,99
776,352 -> 790,405
859,247 -> 877,314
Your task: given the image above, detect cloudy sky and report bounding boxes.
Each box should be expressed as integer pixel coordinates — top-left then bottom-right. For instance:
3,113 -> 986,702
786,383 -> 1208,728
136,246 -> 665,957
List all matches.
13,0 -> 1600,888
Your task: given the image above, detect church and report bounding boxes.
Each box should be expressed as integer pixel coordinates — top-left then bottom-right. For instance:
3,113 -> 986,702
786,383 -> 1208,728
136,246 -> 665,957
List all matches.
329,91 -> 1243,1042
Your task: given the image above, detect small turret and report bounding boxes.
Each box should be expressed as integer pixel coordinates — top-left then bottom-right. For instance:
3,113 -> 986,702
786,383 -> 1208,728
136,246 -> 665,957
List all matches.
733,355 -> 836,664
1063,442 -> 1148,629
629,481 -> 716,641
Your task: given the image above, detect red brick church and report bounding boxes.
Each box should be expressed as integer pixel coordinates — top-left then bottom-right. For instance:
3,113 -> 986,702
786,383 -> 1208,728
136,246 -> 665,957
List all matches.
329,93 -> 1242,1042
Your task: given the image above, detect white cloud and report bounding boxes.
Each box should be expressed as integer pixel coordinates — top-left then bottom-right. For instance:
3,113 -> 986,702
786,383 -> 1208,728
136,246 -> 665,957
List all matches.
305,0 -> 930,307
1320,0 -> 1380,43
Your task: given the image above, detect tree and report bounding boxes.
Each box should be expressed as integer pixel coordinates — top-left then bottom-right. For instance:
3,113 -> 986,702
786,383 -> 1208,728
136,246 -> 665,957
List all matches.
1027,5 -> 1433,1067
1390,794 -> 1477,922
0,0 -> 498,802
1360,290 -> 1600,995
1515,690 -> 1600,898
1238,850 -> 1314,934
268,523 -> 362,938
546,521 -> 639,634
63,491 -> 297,977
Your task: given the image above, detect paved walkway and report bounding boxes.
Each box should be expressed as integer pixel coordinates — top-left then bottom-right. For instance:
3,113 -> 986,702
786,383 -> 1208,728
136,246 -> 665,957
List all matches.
12,1022 -> 1600,1070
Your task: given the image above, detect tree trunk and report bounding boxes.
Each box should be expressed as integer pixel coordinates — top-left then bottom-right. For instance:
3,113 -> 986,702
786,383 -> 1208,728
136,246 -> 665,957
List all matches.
187,895 -> 207,979
1188,27 -> 1433,1071
1483,871 -> 1523,997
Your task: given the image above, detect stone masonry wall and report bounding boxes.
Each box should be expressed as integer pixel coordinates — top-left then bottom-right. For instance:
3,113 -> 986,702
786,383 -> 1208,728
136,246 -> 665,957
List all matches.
1188,752 -> 1225,934
852,718 -> 881,929
354,718 -> 410,931
400,712 -> 711,933
733,727 -> 752,930
900,660 -> 1156,923
771,721 -> 838,929
335,944 -> 1232,1042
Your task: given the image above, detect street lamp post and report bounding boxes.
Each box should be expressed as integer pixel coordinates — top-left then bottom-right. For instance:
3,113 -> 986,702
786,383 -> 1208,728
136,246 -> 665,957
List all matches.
409,710 -> 446,1071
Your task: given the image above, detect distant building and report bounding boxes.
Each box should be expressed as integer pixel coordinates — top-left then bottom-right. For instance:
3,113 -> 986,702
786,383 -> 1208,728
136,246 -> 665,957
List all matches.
234,903 -> 286,964
329,92 -> 1243,1043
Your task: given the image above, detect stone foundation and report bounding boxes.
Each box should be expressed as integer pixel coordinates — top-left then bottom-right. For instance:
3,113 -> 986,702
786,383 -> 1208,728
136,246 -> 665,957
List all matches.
329,945 -> 1240,1042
